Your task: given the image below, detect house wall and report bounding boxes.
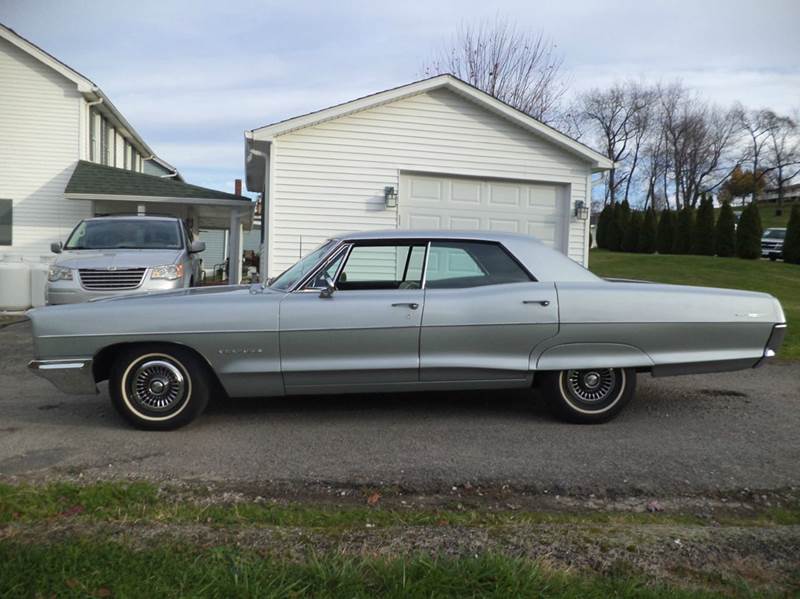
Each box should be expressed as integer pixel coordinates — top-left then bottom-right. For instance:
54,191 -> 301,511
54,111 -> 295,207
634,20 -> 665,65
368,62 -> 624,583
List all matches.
268,88 -> 592,275
0,37 -> 91,259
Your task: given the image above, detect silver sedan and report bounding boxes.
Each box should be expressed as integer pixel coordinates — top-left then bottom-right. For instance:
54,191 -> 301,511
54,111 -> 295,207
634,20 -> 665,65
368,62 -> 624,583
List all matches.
27,230 -> 786,429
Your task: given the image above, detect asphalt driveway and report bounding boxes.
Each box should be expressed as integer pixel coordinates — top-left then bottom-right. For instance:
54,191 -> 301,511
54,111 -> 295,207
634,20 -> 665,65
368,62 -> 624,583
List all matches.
1,320 -> 798,494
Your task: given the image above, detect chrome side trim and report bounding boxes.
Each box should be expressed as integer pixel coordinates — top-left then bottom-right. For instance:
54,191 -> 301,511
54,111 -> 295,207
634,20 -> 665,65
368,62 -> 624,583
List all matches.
28,359 -> 98,395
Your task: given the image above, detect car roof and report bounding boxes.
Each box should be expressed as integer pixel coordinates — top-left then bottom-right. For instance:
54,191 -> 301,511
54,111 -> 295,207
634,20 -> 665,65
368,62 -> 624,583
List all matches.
335,229 -> 545,245
84,215 -> 181,222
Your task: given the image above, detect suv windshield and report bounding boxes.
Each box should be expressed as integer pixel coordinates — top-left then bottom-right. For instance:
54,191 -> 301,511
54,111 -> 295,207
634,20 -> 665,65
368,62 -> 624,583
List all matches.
269,240 -> 337,291
762,229 -> 786,240
64,219 -> 183,250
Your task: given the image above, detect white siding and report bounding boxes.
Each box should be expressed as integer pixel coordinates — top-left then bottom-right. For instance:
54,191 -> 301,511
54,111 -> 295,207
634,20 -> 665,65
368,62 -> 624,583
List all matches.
0,37 -> 91,259
269,88 -> 591,274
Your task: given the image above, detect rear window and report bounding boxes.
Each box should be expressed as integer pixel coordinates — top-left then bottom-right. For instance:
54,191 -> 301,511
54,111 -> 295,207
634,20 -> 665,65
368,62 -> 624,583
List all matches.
425,241 -> 532,289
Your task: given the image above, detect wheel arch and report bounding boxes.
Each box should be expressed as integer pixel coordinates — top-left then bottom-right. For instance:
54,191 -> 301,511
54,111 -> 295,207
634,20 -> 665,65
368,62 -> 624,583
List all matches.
534,342 -> 654,372
93,341 -> 226,395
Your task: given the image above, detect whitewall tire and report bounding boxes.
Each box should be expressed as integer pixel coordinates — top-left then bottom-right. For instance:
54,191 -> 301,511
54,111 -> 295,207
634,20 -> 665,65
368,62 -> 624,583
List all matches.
538,367 -> 636,424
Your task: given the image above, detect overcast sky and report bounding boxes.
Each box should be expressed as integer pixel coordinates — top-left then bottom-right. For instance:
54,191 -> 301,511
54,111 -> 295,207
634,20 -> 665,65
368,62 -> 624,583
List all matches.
2,0 -> 798,194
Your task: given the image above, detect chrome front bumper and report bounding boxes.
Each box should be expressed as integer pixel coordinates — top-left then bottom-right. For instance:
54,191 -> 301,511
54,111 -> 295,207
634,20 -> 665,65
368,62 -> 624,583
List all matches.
28,359 -> 98,395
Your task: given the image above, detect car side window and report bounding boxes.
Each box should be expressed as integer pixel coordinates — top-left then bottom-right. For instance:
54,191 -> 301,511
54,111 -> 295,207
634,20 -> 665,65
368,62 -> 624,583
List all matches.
336,243 -> 426,291
425,241 -> 532,289
305,247 -> 348,289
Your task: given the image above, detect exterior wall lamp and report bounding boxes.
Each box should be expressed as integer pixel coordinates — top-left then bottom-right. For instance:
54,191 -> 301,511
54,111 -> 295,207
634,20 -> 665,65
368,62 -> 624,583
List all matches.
384,186 -> 398,208
574,200 -> 589,220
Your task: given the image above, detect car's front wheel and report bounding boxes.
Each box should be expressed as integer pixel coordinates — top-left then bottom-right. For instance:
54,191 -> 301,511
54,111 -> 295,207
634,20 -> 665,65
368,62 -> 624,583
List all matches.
109,345 -> 211,430
537,367 -> 635,424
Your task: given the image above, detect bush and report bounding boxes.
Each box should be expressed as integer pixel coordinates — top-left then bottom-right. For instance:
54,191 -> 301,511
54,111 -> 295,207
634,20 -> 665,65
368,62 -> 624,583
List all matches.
622,211 -> 641,252
656,209 -> 675,254
605,203 -> 622,251
715,201 -> 736,257
638,208 -> 658,254
692,196 -> 716,255
783,204 -> 800,264
736,201 -> 763,259
596,204 -> 612,249
672,204 -> 694,254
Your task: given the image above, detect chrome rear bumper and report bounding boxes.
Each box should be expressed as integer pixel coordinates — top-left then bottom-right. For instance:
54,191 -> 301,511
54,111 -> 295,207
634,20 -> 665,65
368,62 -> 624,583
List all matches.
755,323 -> 787,367
28,359 -> 97,395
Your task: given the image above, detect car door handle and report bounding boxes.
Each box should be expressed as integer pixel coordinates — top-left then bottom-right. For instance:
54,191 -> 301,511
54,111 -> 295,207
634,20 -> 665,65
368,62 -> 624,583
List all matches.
391,302 -> 419,310
523,300 -> 551,306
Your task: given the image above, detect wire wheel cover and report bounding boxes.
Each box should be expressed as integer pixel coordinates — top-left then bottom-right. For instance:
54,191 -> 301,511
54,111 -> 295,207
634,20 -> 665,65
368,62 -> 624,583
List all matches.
565,369 -> 617,403
130,359 -> 186,412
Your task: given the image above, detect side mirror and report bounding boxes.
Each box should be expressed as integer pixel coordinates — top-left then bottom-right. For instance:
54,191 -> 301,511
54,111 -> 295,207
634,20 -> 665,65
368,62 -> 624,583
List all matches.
319,275 -> 336,298
189,240 -> 206,254
50,241 -> 63,254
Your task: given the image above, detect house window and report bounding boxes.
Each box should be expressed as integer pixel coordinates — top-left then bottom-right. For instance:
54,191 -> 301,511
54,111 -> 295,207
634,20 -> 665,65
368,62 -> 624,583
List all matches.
123,141 -> 129,169
0,199 -> 11,245
99,118 -> 107,165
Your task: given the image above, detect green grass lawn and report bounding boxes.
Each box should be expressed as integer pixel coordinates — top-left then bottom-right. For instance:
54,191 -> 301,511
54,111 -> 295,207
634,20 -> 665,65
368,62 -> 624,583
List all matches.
716,200 -> 797,229
588,250 -> 799,360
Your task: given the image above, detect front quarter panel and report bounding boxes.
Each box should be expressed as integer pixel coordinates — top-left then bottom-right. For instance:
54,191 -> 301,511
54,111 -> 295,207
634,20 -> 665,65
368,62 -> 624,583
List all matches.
29,287 -> 284,397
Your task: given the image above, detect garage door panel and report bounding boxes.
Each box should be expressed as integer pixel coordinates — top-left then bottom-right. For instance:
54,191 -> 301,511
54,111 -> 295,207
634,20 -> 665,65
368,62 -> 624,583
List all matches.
488,183 -> 521,207
409,214 -> 441,229
410,178 -> 442,201
451,181 -> 481,204
400,174 -> 567,251
449,216 -> 481,229
488,218 -> 519,233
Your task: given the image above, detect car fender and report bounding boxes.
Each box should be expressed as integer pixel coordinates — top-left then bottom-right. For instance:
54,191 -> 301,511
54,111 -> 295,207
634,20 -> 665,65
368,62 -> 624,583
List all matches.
533,343 -> 654,371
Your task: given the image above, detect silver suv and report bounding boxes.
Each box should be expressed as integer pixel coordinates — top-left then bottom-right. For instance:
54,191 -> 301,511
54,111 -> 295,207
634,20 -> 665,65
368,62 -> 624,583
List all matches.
46,216 -> 205,304
761,227 -> 786,261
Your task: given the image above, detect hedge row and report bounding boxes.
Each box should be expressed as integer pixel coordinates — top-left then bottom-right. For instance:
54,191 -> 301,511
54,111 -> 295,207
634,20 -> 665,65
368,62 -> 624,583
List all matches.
594,197 -> 791,261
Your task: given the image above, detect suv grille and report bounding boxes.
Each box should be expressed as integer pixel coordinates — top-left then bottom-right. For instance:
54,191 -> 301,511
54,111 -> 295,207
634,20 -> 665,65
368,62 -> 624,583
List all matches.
79,268 -> 146,290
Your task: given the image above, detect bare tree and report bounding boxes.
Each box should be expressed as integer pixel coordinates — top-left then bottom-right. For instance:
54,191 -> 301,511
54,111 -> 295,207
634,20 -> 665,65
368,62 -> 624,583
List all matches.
764,112 -> 800,214
577,81 -> 654,204
736,106 -> 777,197
422,17 -> 566,123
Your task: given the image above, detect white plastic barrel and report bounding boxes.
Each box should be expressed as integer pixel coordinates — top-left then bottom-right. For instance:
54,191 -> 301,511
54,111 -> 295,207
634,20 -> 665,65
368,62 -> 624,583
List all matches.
0,257 -> 32,311
29,260 -> 50,308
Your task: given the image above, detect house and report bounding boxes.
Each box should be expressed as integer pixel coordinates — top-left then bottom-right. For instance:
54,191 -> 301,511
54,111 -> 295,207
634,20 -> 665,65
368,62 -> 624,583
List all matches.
244,75 -> 612,277
0,24 -> 252,282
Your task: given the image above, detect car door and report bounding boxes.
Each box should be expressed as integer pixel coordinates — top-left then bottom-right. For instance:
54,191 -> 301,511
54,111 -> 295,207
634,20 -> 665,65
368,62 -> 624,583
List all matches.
420,240 -> 558,382
279,241 -> 428,393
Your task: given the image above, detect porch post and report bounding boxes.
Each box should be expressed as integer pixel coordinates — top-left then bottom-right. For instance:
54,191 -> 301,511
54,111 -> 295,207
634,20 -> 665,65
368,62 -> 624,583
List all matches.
228,208 -> 243,284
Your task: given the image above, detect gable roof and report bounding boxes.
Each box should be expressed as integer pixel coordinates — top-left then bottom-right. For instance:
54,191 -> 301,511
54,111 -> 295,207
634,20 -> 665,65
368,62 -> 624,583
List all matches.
0,23 -> 180,179
65,161 -> 250,203
249,74 -> 613,171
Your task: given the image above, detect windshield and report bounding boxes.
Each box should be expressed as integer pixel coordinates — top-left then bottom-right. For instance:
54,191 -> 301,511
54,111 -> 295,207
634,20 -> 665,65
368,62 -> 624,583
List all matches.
64,219 -> 183,250
762,229 -> 786,240
269,240 -> 338,291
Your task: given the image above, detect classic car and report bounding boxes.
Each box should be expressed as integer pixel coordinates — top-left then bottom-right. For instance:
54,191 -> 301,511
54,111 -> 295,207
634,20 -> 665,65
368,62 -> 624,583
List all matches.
27,230 -> 786,430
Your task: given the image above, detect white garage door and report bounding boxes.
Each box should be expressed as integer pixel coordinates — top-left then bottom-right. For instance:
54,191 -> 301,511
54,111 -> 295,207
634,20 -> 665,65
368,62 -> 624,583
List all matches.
398,173 -> 568,251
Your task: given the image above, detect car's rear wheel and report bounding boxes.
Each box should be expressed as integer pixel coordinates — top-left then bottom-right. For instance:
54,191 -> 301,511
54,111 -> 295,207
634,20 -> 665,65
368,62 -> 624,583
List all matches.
109,345 -> 210,430
538,367 -> 635,424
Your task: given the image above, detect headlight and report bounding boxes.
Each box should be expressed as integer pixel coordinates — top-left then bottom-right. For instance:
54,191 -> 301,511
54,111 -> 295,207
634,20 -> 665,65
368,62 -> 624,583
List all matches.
47,265 -> 73,282
150,263 -> 184,280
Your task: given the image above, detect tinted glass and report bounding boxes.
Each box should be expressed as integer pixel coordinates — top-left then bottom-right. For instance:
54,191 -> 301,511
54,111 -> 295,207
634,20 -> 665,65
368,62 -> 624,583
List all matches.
763,229 -> 786,240
64,219 -> 183,250
270,240 -> 337,291
0,199 -> 11,245
426,241 -> 531,289
338,244 -> 426,290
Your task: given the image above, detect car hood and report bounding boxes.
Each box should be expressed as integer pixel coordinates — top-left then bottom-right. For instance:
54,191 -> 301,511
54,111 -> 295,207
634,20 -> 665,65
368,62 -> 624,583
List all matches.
54,249 -> 181,269
89,284 -> 259,303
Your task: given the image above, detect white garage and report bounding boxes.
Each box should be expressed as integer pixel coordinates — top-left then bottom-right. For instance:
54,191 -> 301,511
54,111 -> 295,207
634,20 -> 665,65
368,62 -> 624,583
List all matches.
245,74 -> 612,278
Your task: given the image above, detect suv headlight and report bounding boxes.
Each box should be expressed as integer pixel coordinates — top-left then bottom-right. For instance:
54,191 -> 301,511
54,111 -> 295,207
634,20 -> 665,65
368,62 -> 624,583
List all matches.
150,263 -> 184,280
47,265 -> 73,282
